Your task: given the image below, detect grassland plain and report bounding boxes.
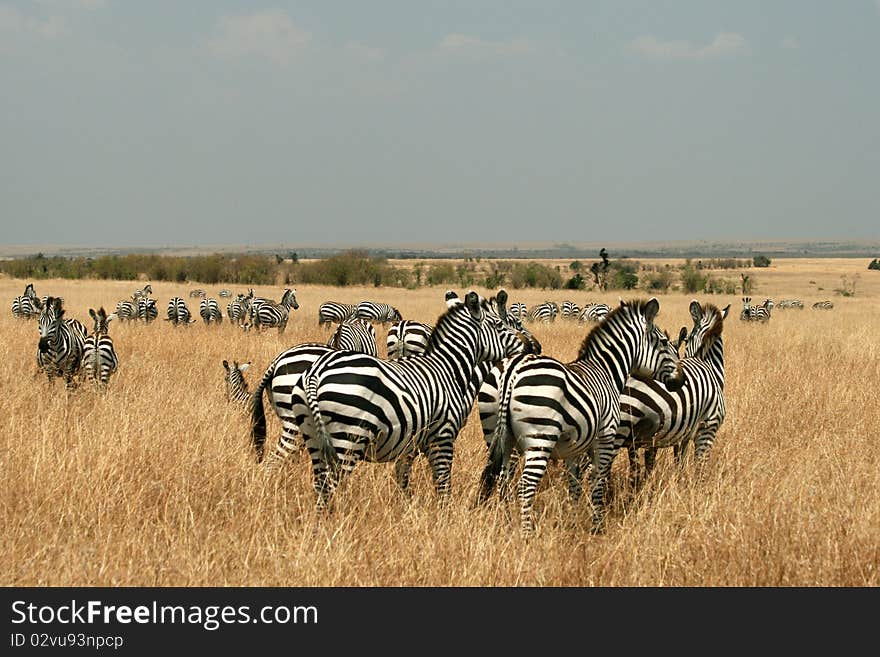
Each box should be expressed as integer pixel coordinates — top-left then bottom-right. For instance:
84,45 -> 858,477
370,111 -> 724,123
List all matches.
2,258 -> 878,586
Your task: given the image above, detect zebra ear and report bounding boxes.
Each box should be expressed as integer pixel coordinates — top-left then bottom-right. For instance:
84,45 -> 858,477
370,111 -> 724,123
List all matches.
619,298 -> 627,309
676,326 -> 688,350
464,291 -> 482,320
89,308 -> 98,322
239,363 -> 251,373
222,360 -> 230,371
644,297 -> 660,324
495,289 -> 509,321
720,304 -> 731,320
689,300 -> 703,325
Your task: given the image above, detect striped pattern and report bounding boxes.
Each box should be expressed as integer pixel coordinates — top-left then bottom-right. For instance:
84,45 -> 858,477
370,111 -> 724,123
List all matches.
508,302 -> 528,322
222,360 -> 251,406
199,298 -> 223,325
166,297 -> 195,325
37,297 -> 86,388
386,320 -> 433,360
251,288 -> 299,334
327,318 -> 378,357
133,284 -> 152,299
115,298 -> 139,322
578,303 -> 610,323
481,298 -> 686,534
137,298 -> 158,323
189,289 -> 206,298
812,300 -> 834,310
616,301 -> 729,487
318,302 -> 358,328
527,301 -> 559,323
560,301 -> 581,320
82,307 -> 119,389
776,299 -> 804,309
355,301 -> 403,326
218,289 -> 232,298
12,283 -> 42,319
740,297 -> 772,322
227,291 -> 253,326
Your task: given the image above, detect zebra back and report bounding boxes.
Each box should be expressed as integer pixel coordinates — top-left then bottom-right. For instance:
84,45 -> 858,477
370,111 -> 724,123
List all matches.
222,360 -> 251,405
200,298 -> 223,324
355,301 -> 403,325
37,297 -> 85,385
83,307 -> 118,388
328,318 -> 379,357
386,320 -> 433,360
318,301 -> 358,327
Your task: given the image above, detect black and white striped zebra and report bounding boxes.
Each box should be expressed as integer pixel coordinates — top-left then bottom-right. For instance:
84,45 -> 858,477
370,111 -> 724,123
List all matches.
527,301 -> 559,323
258,291 -> 524,508
36,297 -> 86,388
355,301 -> 403,326
741,297 -> 772,322
137,297 -> 158,323
166,297 -> 195,326
250,288 -> 299,334
318,302 -> 358,328
82,307 -> 119,389
776,299 -> 804,309
227,291 -> 253,326
199,297 -> 223,325
812,300 -> 834,310
386,320 -> 433,360
115,297 -> 138,322
222,360 -> 251,406
616,301 -> 730,488
578,302 -> 610,323
218,289 -> 232,298
560,301 -> 581,320
133,284 -> 153,299
327,318 -> 378,357
481,298 -> 686,534
508,302 -> 528,322
12,283 -> 42,319
189,288 -> 206,299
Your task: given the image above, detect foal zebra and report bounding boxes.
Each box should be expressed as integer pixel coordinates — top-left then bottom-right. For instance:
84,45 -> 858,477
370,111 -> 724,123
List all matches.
199,298 -> 223,325
355,301 -> 402,326
250,288 -> 299,334
222,360 -> 251,406
166,297 -> 194,325
318,302 -> 358,328
386,320 -> 433,360
12,283 -> 42,319
37,297 -> 86,388
528,301 -> 559,323
616,301 -> 730,487
327,318 -> 378,357
481,298 -> 685,535
82,307 -> 119,389
281,291 -> 525,508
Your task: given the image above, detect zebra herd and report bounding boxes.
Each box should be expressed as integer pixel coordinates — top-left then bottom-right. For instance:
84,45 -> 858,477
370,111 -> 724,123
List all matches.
740,296 -> 835,322
519,300 -> 611,324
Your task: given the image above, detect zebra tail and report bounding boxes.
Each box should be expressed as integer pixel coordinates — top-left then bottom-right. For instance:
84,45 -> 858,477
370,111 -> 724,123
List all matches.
478,357 -> 523,504
304,368 -> 338,471
250,362 -> 275,463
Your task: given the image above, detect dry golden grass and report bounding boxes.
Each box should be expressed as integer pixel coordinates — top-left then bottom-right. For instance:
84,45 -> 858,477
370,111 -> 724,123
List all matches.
2,259 -> 879,586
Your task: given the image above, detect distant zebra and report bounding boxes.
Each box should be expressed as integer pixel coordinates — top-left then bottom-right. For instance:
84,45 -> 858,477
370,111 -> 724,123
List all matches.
528,301 -> 559,323
776,299 -> 804,309
616,301 -> 730,488
812,300 -> 834,310
508,302 -> 528,322
578,303 -> 610,323
133,284 -> 153,299
82,307 -> 119,389
222,360 -> 251,406
386,320 -> 433,360
199,297 -> 223,325
115,298 -> 139,322
355,301 -> 403,326
251,288 -> 299,334
317,302 -> 358,328
560,301 -> 581,320
327,318 -> 378,357
166,297 -> 195,325
253,291 -> 525,508
218,289 -> 232,298
480,298 -> 685,534
12,283 -> 42,319
227,291 -> 253,326
36,297 -> 86,388
741,297 -> 772,322
189,288 -> 206,299
137,297 -> 158,323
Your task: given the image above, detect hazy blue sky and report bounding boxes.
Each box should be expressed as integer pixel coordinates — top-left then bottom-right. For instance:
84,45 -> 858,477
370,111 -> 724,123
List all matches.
1,1 -> 878,247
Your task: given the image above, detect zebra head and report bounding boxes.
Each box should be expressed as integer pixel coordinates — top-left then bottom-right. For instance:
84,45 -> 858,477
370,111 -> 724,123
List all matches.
222,360 -> 251,403
282,288 -> 300,310
88,307 -> 112,335
686,301 -> 730,359
37,297 -> 63,352
491,289 -> 542,355
620,298 -> 686,392
467,290 -> 527,364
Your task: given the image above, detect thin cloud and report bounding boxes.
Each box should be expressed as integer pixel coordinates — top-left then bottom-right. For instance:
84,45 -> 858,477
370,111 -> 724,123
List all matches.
32,0 -> 107,9
345,41 -> 385,62
630,32 -> 749,60
439,33 -> 533,56
205,9 -> 311,64
781,36 -> 799,50
0,4 -> 67,37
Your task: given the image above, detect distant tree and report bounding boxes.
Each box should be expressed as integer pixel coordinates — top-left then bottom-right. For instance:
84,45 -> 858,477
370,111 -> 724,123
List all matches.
868,258 -> 880,271
753,255 -> 771,268
569,260 -> 582,272
740,272 -> 753,294
288,251 -> 299,264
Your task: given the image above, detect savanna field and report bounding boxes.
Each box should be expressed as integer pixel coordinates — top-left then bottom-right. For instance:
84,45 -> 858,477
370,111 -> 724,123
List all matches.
2,258 -> 878,586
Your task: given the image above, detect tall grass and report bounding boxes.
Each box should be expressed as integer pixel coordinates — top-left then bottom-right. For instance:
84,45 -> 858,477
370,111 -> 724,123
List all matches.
2,259 -> 878,586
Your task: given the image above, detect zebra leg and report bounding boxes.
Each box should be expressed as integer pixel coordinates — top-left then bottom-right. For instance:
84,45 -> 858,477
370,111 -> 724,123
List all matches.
497,449 -> 520,502
264,423 -> 302,472
643,447 -> 657,479
425,433 -> 455,502
394,451 -> 417,497
588,433 -> 616,534
692,424 -> 719,483
518,439 -> 554,536
565,458 -> 583,503
627,446 -> 644,489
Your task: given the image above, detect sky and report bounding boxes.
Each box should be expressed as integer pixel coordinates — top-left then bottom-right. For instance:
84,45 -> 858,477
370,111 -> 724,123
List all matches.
1,1 -> 879,248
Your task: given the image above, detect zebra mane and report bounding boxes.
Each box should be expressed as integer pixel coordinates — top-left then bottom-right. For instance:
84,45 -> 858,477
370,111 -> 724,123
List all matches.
690,302 -> 726,359
575,298 -> 655,361
425,293 -> 489,352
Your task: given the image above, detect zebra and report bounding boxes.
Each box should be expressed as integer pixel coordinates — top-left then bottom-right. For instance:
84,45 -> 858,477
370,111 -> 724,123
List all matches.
776,299 -> 804,310
115,298 -> 139,322
578,303 -> 610,323
527,301 -> 559,323
250,288 -> 299,334
12,283 -> 42,319
82,307 -> 119,389
560,301 -> 581,320
615,301 -> 730,489
227,291 -> 253,327
137,297 -> 158,323
36,297 -> 86,388
812,300 -> 834,310
386,320 -> 433,360
218,289 -> 232,298
222,360 -> 251,406
166,297 -> 195,325
259,291 -> 524,508
355,301 -> 403,326
327,318 -> 378,357
318,301 -> 358,328
189,288 -> 206,299
133,284 -> 153,299
508,302 -> 528,322
481,298 -> 686,535
741,297 -> 772,322
199,297 -> 223,325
